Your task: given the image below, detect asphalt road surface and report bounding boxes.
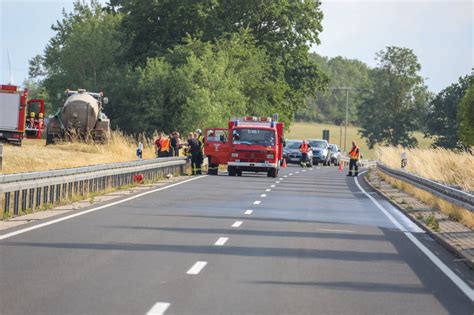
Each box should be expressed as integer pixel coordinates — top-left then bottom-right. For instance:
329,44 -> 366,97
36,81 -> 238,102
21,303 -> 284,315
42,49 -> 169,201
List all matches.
1,166 -> 473,315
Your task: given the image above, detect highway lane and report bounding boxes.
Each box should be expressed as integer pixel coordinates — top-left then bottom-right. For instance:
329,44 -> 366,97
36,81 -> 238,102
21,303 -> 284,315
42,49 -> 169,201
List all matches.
0,166 -> 473,314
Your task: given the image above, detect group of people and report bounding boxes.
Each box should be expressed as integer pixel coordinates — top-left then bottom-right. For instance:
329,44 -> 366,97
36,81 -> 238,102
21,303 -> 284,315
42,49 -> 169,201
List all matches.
154,132 -> 182,157
154,129 -> 204,175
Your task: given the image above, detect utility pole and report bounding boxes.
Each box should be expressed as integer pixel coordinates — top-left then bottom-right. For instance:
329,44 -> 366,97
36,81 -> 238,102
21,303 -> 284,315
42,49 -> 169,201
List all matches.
329,87 -> 355,153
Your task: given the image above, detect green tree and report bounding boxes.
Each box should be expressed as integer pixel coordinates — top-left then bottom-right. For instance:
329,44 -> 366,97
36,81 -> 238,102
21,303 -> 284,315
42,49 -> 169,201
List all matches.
108,0 -> 327,121
425,75 -> 472,149
457,80 -> 474,147
296,54 -> 371,123
29,0 -> 122,111
357,46 -> 429,149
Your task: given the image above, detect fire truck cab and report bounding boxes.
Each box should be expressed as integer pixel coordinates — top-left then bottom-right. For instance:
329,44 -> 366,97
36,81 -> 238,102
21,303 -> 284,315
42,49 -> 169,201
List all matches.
204,116 -> 284,178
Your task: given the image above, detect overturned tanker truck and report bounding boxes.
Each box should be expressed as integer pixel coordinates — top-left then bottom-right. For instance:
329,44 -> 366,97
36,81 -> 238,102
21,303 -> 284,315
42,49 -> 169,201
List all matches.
46,89 -> 110,144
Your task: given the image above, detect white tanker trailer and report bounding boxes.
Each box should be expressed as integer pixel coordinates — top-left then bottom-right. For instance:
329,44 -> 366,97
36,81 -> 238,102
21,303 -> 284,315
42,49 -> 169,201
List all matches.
46,89 -> 110,144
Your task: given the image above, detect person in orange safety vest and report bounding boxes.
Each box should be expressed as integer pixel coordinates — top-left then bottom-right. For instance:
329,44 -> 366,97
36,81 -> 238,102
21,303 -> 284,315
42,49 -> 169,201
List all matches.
347,141 -> 360,177
299,140 -> 312,167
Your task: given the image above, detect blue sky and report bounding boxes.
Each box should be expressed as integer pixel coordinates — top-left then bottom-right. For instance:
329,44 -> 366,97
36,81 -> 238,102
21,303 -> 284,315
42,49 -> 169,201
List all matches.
1,0 -> 472,93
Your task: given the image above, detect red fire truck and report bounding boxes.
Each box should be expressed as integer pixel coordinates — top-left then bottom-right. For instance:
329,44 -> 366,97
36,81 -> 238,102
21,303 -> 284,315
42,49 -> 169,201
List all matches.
0,85 -> 45,144
0,84 -> 28,145
204,116 -> 285,178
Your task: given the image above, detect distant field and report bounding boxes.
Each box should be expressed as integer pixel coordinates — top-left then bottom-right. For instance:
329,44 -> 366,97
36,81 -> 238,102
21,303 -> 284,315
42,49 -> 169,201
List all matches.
287,122 -> 432,160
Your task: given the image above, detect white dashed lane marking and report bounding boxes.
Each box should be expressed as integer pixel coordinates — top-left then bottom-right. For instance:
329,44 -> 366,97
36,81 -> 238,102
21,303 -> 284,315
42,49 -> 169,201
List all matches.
232,221 -> 243,228
260,194 -> 267,198
275,181 -> 280,184
271,185 -> 275,188
244,210 -> 253,215
266,189 -> 271,192
186,261 -> 207,275
254,200 -> 261,205
214,237 -> 229,246
146,302 -> 170,315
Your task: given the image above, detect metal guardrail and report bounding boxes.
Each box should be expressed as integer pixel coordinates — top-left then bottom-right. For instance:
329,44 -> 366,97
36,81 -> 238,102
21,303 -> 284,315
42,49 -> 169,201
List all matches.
0,157 -> 188,217
376,162 -> 474,212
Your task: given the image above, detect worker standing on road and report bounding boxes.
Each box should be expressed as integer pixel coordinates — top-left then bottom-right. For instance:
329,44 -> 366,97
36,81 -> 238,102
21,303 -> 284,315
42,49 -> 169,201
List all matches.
347,141 -> 360,177
299,140 -> 311,167
188,133 -> 202,175
195,129 -> 204,173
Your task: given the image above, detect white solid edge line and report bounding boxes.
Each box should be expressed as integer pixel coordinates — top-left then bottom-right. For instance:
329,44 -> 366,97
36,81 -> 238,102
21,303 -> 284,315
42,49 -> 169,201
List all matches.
232,221 -> 243,227
244,210 -> 253,215
355,172 -> 474,301
186,261 -> 208,275
214,237 -> 229,246
0,175 -> 208,241
146,302 -> 171,315
260,194 -> 267,197
253,200 -> 261,205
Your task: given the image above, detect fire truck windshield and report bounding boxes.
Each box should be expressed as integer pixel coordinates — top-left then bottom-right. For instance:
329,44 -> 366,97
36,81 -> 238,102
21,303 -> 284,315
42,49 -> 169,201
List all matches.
232,128 -> 275,146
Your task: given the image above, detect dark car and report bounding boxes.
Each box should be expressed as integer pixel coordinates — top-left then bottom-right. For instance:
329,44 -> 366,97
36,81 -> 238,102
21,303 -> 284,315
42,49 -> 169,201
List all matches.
283,140 -> 313,165
308,139 -> 331,166
328,144 -> 341,166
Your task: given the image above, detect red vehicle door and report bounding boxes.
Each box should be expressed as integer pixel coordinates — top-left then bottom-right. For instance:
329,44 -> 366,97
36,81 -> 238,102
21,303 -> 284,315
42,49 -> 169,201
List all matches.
204,128 -> 231,174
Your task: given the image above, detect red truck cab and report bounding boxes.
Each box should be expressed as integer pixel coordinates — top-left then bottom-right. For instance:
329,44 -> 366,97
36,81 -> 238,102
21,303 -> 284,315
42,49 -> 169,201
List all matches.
204,116 -> 284,178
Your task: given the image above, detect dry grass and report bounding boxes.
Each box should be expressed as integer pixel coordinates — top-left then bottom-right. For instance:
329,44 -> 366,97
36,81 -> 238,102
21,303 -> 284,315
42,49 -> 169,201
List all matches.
378,146 -> 473,192
1,131 -> 156,174
378,171 -> 474,229
287,122 -> 431,160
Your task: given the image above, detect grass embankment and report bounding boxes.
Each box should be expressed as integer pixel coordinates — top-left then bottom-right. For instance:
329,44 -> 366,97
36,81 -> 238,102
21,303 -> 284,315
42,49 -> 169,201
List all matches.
1,131 -> 155,174
377,147 -> 474,229
287,122 -> 432,160
378,147 -> 473,192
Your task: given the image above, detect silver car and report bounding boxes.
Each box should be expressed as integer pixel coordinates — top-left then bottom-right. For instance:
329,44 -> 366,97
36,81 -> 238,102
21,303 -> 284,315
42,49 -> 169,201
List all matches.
283,140 -> 314,165
328,144 -> 341,166
308,139 -> 331,166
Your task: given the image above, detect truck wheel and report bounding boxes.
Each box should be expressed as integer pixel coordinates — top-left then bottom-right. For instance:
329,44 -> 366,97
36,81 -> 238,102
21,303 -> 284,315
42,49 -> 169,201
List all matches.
267,168 -> 277,178
228,166 -> 236,176
209,164 -> 218,175
237,170 -> 242,177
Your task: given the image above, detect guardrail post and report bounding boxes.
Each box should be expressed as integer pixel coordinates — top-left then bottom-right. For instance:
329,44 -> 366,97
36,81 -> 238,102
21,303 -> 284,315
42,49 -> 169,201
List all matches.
13,191 -> 19,216
4,192 -> 10,215
0,143 -> 3,172
21,189 -> 27,213
36,187 -> 41,208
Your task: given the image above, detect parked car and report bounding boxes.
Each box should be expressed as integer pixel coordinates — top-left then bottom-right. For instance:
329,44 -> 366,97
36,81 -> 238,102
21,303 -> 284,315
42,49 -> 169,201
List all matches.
308,139 -> 331,166
283,140 -> 313,165
328,144 -> 341,166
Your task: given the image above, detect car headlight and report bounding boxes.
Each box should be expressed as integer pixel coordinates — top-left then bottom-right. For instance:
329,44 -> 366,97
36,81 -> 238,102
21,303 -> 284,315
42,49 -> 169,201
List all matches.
231,153 -> 238,158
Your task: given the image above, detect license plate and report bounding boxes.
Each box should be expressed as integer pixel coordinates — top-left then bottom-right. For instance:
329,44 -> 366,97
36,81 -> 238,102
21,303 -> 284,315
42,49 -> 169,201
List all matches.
291,158 -> 300,161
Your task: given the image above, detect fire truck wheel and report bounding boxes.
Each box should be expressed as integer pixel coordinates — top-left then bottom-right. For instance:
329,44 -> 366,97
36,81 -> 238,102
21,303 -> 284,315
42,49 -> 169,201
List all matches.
228,166 -> 236,176
237,170 -> 242,177
267,168 -> 277,178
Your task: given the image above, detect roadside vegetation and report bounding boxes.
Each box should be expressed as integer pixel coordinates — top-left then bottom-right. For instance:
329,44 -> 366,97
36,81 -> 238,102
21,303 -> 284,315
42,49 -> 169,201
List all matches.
378,146 -> 473,192
1,132 -> 154,174
378,171 -> 474,229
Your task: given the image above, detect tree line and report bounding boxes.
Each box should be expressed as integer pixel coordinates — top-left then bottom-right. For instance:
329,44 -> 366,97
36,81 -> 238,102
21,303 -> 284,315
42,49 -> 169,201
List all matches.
27,0 -> 472,150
